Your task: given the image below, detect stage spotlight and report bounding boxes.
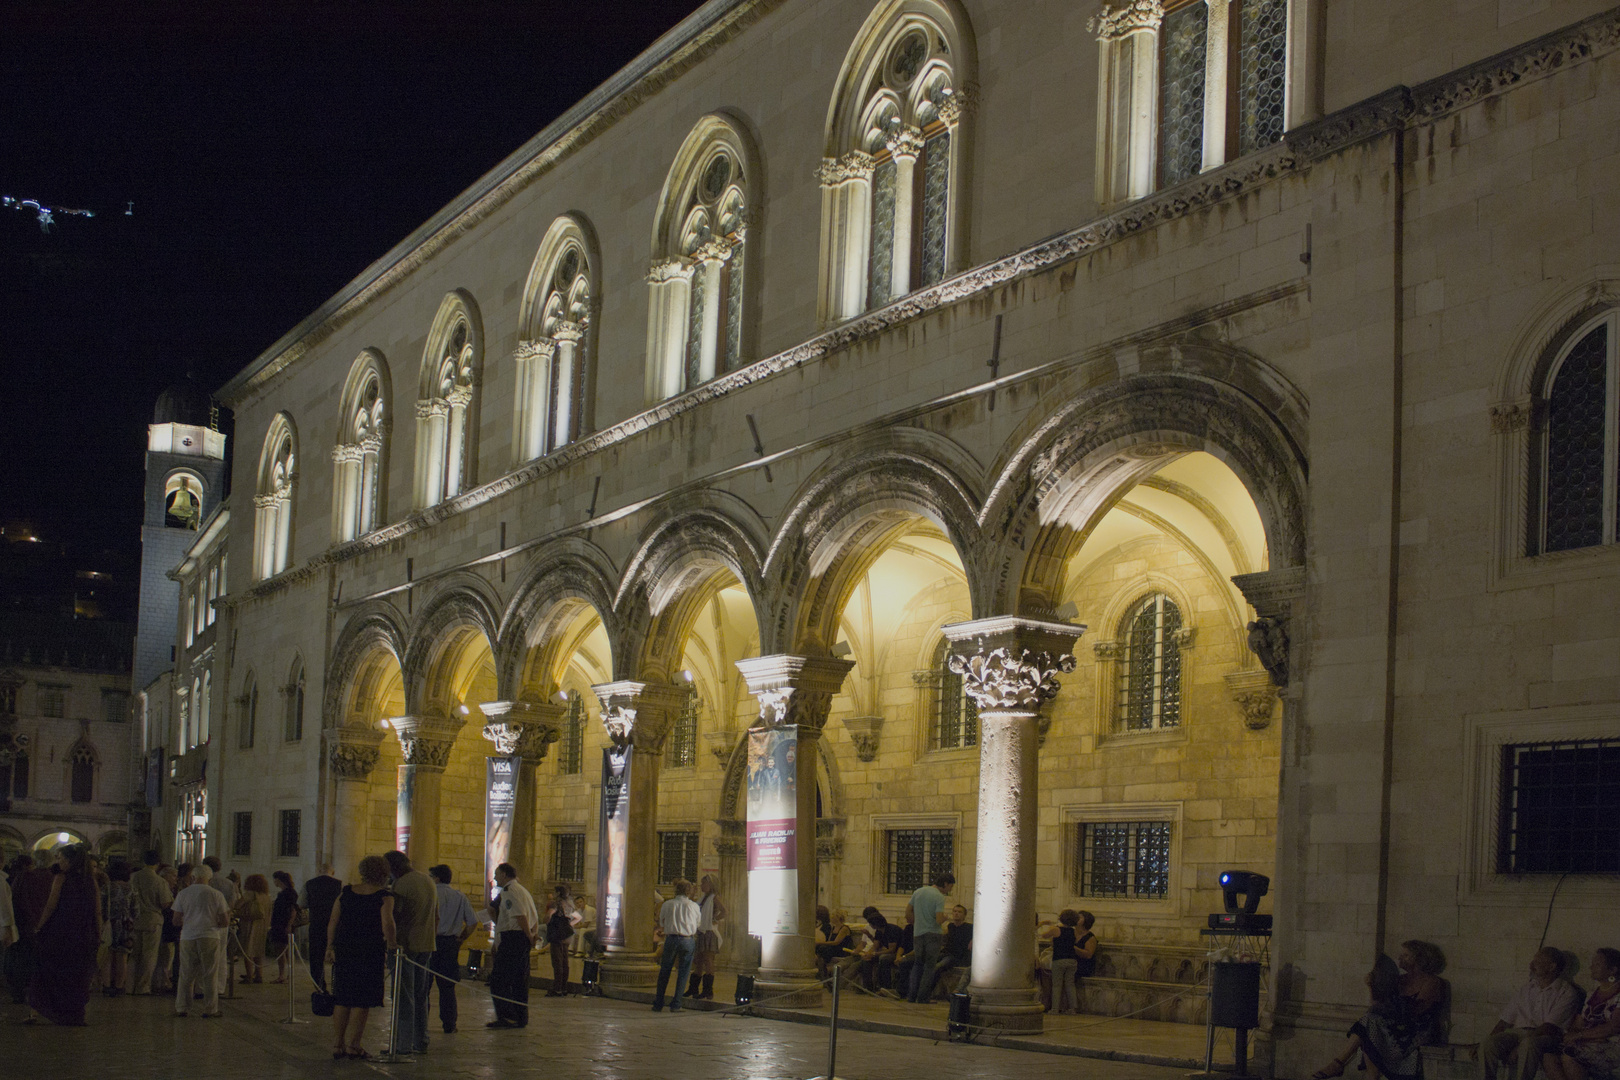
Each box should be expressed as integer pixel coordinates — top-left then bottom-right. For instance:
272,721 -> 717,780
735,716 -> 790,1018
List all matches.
1219,870 -> 1270,914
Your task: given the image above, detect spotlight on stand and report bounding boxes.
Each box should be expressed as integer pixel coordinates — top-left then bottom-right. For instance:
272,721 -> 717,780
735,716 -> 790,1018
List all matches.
1208,870 -> 1272,931
581,959 -> 600,994
947,992 -> 972,1041
734,974 -> 755,1007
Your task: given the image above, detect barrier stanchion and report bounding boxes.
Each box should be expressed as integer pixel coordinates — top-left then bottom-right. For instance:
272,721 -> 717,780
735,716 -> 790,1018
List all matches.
376,949 -> 414,1063
277,939 -> 306,1024
808,963 -> 846,1080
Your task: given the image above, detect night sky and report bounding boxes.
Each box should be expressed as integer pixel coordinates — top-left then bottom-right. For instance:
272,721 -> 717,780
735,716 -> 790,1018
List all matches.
0,1 -> 705,572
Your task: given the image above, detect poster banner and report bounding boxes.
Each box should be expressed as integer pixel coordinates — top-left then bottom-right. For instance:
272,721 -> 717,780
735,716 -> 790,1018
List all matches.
746,725 -> 799,936
395,764 -> 416,854
484,756 -> 518,900
596,746 -> 632,949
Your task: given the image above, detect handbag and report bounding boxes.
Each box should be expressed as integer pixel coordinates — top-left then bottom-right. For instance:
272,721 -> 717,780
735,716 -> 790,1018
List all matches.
311,986 -> 335,1017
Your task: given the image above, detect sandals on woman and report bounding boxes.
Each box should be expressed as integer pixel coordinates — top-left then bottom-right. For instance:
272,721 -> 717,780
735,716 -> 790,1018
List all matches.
1311,1058 -> 1350,1080
347,1047 -> 372,1060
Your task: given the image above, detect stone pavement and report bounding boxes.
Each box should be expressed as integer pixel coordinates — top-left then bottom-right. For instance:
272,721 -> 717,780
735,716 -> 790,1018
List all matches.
0,974 -> 1220,1080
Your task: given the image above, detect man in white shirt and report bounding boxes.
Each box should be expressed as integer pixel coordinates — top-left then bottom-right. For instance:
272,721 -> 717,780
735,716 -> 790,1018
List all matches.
129,849 -> 173,995
1477,947 -> 1583,1080
201,856 -> 237,996
486,863 -> 537,1029
428,864 -> 478,1035
652,878 -> 702,1012
172,863 -> 230,1017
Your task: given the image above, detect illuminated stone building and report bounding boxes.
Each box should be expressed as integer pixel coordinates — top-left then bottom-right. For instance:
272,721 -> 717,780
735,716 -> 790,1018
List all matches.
194,1 -> 1620,1073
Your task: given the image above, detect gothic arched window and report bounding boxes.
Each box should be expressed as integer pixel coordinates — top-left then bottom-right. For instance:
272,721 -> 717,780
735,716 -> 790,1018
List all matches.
415,293 -> 482,508
820,1 -> 975,322
254,415 -> 298,580
239,675 -> 257,750
516,216 -> 598,458
334,351 -> 390,542
1118,593 -> 1184,731
1536,315 -> 1618,553
1094,0 -> 1288,201
70,742 -> 95,803
284,661 -> 306,743
648,116 -> 756,401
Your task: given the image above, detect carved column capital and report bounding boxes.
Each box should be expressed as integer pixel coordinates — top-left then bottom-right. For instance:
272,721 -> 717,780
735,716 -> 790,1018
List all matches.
478,700 -> 565,762
550,320 -> 585,345
943,616 -> 1086,715
735,655 -> 855,734
415,399 -> 450,420
1224,670 -> 1279,730
647,257 -> 695,285
1490,397 -> 1536,434
324,725 -> 385,782
591,680 -> 688,754
1092,640 -> 1124,662
331,443 -> 364,464
885,124 -> 925,160
839,715 -> 884,762
815,151 -> 876,186
384,714 -> 464,771
1089,0 -> 1164,38
514,337 -> 558,362
703,728 -> 738,765
934,82 -> 979,125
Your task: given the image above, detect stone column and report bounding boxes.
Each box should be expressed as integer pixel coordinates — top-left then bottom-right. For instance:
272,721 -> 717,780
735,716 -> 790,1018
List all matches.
590,680 -> 687,991
814,151 -> 876,322
478,700 -> 564,884
550,322 -> 583,449
885,125 -> 924,297
513,338 -> 557,462
385,714 -> 464,868
324,726 -> 384,880
943,616 -> 1084,1034
1092,0 -> 1165,203
646,260 -> 695,401
734,654 -> 855,1007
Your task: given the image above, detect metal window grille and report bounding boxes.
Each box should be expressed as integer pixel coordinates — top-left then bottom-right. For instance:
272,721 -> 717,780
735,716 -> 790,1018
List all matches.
234,811 -> 253,858
39,687 -> 65,718
929,641 -> 978,751
657,830 -> 699,886
559,694 -> 584,775
669,689 -> 699,769
867,158 -> 897,309
1075,821 -> 1172,899
1118,594 -> 1184,731
918,129 -> 951,287
1543,325 -> 1609,553
1237,0 -> 1288,154
1498,739 -> 1620,874
103,691 -> 129,724
0,684 -> 14,714
1159,1 -> 1208,185
278,809 -> 301,858
685,265 -> 707,389
886,828 -> 954,894
554,833 -> 587,884
723,242 -> 745,372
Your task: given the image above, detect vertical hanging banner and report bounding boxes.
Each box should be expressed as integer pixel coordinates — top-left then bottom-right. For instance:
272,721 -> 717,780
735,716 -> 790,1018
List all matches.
596,746 -> 632,948
484,756 -> 517,901
746,725 -> 799,936
396,764 -> 416,854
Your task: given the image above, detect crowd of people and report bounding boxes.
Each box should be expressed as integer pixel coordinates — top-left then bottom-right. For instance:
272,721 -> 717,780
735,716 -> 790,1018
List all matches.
1307,942 -> 1620,1080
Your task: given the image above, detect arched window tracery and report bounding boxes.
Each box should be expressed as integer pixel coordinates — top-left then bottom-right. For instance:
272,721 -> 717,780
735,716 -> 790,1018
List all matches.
820,2 -> 974,323
516,217 -> 597,459
648,117 -> 756,402
254,416 -> 297,580
1117,593 -> 1184,732
70,741 -> 96,803
334,352 -> 390,542
415,294 -> 481,507
1534,314 -> 1619,553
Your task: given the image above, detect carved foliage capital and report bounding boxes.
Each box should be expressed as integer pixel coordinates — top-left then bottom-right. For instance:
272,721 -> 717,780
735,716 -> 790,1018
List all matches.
885,125 -> 925,159
592,680 -> 686,754
387,715 -> 463,772
325,727 -> 384,782
1224,670 -> 1279,729
839,715 -> 884,762
1490,397 -> 1535,434
647,257 -> 695,285
515,338 -> 558,362
949,646 -> 1077,713
735,655 -> 854,733
1090,0 -> 1164,39
815,151 -> 876,186
481,721 -> 557,761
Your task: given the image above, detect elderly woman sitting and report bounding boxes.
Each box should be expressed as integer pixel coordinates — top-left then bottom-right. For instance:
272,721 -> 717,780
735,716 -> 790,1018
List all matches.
1311,954 -> 1423,1080
1542,949 -> 1620,1080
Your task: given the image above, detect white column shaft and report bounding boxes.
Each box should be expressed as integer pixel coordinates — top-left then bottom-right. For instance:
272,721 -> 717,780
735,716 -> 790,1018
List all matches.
1202,0 -> 1231,171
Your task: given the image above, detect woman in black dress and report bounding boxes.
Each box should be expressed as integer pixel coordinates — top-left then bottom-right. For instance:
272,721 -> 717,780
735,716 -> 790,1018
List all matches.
324,855 -> 396,1059
266,871 -> 299,983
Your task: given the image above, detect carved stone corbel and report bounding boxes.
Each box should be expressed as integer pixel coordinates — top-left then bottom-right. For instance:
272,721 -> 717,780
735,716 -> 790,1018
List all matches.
1232,567 -> 1306,688
703,728 -> 738,766
1224,670 -> 1279,730
385,714 -> 464,772
591,680 -> 688,755
839,715 -> 884,762
324,725 -> 385,782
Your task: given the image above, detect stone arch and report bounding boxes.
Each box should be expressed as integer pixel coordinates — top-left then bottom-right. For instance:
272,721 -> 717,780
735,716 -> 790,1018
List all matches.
762,433 -> 984,656
333,348 -> 392,541
1494,275 -> 1620,404
615,501 -> 767,683
984,361 -> 1307,614
414,289 -> 484,506
324,601 -> 408,729
496,539 -> 620,701
402,576 -> 501,715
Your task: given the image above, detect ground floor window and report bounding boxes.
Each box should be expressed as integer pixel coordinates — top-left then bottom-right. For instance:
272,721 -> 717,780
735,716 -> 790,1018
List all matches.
658,830 -> 699,886
886,828 -> 954,895
553,832 -> 586,884
1498,738 -> 1620,873
1074,820 -> 1172,899
278,809 -> 301,858
233,811 -> 252,858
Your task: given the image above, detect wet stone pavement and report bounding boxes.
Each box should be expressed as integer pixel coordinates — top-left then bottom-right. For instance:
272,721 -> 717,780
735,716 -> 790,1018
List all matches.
2,980 -> 1203,1079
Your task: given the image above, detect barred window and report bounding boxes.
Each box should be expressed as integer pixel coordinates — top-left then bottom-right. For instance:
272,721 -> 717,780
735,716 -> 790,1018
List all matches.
1236,0 -> 1288,155
234,811 -> 253,858
554,833 -> 587,884
1158,0 -> 1208,186
278,809 -> 301,858
102,690 -> 130,724
1498,739 -> 1620,874
1118,594 -> 1183,731
558,693 -> 584,775
1537,318 -> 1618,554
924,639 -> 978,751
657,830 -> 699,886
668,687 -> 699,769
886,828 -> 954,894
39,686 -> 65,718
0,683 -> 15,714
1075,821 -> 1172,899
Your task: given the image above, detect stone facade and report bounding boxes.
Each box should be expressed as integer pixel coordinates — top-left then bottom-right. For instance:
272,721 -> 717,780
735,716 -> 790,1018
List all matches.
160,0 -> 1620,1072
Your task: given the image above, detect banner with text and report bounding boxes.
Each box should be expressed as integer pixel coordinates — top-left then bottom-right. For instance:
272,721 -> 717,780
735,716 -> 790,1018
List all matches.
484,756 -> 518,902
596,746 -> 633,949
746,725 -> 799,936
395,764 -> 416,854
